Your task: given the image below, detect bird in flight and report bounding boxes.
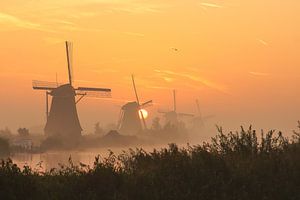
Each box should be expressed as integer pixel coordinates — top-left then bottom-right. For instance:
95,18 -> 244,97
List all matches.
171,47 -> 179,52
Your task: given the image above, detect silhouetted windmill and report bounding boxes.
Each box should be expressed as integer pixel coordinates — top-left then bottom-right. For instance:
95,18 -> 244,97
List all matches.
117,75 -> 152,135
32,41 -> 111,138
191,99 -> 214,130
158,90 -> 194,126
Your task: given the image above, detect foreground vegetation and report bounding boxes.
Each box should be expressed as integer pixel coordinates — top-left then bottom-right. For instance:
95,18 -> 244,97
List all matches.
1,126 -> 300,200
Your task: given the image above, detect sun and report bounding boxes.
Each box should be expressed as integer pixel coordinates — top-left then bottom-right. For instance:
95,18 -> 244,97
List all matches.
139,109 -> 148,119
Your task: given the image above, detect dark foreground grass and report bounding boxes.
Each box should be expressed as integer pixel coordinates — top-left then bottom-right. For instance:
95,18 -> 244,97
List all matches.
1,126 -> 300,200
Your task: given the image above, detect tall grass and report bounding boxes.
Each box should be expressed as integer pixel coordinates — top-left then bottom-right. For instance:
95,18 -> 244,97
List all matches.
0,126 -> 300,200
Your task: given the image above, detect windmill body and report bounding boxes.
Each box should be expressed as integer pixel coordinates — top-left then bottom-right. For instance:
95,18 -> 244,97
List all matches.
191,99 -> 214,132
117,75 -> 152,135
164,111 -> 179,126
159,90 -> 193,127
118,101 -> 143,135
33,41 -> 111,139
45,84 -> 82,137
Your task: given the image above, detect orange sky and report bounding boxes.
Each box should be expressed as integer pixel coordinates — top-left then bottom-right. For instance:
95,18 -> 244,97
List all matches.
0,0 -> 300,136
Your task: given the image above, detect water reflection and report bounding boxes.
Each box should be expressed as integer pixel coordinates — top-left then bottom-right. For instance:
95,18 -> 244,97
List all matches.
11,145 -> 169,171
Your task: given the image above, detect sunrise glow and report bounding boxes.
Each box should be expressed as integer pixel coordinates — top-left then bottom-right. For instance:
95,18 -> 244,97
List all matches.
139,109 -> 148,119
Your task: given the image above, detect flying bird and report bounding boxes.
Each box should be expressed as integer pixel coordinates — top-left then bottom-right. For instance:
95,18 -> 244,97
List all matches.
171,47 -> 179,52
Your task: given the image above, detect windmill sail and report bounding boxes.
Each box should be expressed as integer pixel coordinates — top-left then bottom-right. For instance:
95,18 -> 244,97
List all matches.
159,89 -> 193,126
173,90 -> 176,112
132,75 -> 147,130
32,80 -> 64,90
32,41 -> 112,140
65,41 -> 73,86
178,113 -> 194,117
76,87 -> 111,98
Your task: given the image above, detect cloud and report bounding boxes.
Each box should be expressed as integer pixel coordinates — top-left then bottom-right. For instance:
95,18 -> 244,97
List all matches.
123,31 -> 145,37
0,0 -> 165,34
59,0 -> 164,15
43,37 -> 64,45
113,6 -> 162,14
257,39 -> 269,46
163,77 -> 174,82
154,69 -> 228,94
48,19 -> 76,26
0,12 -> 40,29
199,2 -> 223,8
0,12 -> 59,33
146,85 -> 171,90
249,72 -> 270,76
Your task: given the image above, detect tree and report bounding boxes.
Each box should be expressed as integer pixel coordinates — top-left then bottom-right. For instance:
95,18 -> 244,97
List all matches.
0,137 -> 9,155
0,127 -> 12,138
17,128 -> 29,137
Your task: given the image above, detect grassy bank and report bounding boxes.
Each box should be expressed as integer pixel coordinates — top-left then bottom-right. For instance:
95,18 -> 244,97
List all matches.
1,126 -> 300,200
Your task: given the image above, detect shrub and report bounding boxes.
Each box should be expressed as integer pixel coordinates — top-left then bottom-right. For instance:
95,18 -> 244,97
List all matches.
0,137 -> 9,156
17,128 -> 30,137
0,126 -> 300,200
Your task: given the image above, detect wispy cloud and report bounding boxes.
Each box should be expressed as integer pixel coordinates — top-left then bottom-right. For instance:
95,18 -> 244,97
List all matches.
0,12 -> 40,29
47,19 -> 76,26
257,39 -> 269,46
146,85 -> 172,90
249,71 -> 270,76
123,31 -> 145,37
163,77 -> 174,82
0,12 -> 62,33
43,37 -> 64,45
154,69 -> 228,94
199,2 -> 223,9
91,69 -> 120,74
113,6 -> 161,14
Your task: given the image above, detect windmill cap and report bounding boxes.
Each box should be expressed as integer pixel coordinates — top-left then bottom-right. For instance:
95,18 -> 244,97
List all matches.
122,102 -> 139,110
50,84 -> 75,96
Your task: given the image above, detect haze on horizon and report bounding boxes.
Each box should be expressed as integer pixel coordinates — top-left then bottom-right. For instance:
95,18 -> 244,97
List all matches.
0,0 -> 299,138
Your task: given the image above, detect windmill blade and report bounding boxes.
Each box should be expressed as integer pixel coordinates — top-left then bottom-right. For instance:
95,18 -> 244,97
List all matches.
132,75 -> 140,105
45,92 -> 49,121
65,41 -> 74,86
32,80 -> 63,90
77,87 -> 111,92
131,74 -> 147,130
173,90 -> 177,112
76,87 -> 111,98
178,113 -> 194,117
196,99 -> 201,116
140,100 -> 153,108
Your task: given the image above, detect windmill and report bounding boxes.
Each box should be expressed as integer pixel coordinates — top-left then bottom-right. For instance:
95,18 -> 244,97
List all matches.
191,99 -> 214,130
158,90 -> 194,126
32,41 -> 111,138
117,75 -> 153,135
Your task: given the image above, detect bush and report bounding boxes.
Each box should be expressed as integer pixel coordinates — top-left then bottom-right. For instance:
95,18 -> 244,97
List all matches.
0,126 -> 300,200
0,137 -> 9,156
17,128 -> 30,137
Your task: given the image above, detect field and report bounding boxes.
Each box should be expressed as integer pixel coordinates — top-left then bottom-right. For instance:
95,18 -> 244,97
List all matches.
0,126 -> 300,200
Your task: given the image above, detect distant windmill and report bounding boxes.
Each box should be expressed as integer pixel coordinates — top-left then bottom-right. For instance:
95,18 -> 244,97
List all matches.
158,90 -> 194,126
32,41 -> 111,138
191,99 -> 214,130
117,75 -> 153,135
